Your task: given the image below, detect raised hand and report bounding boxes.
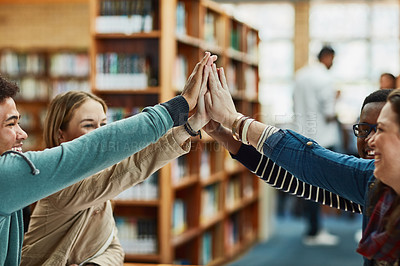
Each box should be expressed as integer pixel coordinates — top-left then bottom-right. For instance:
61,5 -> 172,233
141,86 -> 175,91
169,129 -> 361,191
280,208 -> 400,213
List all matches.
181,52 -> 217,111
187,64 -> 212,131
205,64 -> 239,129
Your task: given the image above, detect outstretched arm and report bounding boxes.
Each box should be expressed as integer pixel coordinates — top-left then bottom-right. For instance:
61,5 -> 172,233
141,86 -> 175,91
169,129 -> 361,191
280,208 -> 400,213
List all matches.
205,62 -> 373,206
205,121 -> 363,214
0,53 -> 213,214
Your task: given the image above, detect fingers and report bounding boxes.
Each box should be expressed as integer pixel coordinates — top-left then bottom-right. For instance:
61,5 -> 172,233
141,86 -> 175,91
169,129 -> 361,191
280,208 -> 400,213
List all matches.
193,52 -> 211,72
211,63 -> 220,85
217,67 -> 229,91
207,55 -> 218,66
200,65 -> 210,97
207,65 -> 219,95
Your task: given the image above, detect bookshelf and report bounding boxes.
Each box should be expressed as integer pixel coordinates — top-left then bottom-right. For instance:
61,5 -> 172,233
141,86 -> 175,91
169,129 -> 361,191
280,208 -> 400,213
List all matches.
0,48 -> 90,151
89,0 -> 260,264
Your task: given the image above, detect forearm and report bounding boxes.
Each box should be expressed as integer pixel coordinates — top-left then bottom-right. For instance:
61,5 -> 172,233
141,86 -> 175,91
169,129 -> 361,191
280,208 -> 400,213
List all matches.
87,235 -> 124,266
206,124 -> 241,155
232,144 -> 363,213
0,98 -> 188,214
54,128 -> 191,211
261,129 -> 373,205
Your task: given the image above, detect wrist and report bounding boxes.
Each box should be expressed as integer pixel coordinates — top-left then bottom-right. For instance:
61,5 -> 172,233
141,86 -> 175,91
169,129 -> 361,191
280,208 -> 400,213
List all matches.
223,112 -> 241,129
188,115 -> 203,132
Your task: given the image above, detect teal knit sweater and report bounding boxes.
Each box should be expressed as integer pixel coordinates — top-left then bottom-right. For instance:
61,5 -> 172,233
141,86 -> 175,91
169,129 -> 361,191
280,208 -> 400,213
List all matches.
0,98 -> 187,265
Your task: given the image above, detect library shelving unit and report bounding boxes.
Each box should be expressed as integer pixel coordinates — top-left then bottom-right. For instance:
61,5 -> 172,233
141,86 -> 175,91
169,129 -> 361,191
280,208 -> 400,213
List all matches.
89,0 -> 260,265
0,48 -> 90,151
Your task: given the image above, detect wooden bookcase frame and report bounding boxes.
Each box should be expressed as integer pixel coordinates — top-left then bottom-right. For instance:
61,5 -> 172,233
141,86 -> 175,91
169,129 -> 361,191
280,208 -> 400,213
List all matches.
89,0 -> 260,264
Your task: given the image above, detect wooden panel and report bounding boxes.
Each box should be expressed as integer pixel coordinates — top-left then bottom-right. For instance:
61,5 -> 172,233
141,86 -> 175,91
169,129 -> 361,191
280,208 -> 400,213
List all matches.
0,3 -> 90,49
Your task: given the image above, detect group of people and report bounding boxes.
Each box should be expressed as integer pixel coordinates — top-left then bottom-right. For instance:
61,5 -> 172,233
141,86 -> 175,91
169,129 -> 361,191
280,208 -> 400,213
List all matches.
2,49 -> 400,265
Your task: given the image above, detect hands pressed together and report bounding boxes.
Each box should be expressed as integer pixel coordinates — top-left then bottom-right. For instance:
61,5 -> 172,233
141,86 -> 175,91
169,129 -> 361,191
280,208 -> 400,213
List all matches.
181,52 -> 241,135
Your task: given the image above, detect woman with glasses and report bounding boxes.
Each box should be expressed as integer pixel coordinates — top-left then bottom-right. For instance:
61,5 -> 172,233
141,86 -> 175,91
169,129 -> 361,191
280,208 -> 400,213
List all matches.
204,61 -> 399,265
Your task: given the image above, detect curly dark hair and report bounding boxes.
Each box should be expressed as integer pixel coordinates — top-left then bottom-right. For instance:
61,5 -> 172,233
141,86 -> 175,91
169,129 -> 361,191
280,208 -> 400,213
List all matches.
0,75 -> 20,103
361,89 -> 393,111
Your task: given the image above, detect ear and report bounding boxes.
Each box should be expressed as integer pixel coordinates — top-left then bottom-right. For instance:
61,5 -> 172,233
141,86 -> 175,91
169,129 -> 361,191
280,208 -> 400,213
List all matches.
58,129 -> 65,143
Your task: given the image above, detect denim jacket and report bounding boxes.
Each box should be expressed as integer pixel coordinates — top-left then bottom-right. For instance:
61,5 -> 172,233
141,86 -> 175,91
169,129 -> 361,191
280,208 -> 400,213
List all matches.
263,129 -> 376,265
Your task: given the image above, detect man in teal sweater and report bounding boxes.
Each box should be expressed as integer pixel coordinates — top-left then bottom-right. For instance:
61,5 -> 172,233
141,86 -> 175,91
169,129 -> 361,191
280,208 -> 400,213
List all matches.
0,52 -> 214,265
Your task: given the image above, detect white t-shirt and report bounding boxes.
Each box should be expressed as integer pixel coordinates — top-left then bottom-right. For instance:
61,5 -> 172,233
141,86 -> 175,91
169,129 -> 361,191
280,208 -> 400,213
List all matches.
292,62 -> 339,148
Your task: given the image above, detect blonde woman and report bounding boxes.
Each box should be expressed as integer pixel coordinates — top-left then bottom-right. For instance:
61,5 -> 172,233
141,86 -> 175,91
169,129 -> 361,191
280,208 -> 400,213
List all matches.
0,52 -> 211,265
21,55 -> 216,265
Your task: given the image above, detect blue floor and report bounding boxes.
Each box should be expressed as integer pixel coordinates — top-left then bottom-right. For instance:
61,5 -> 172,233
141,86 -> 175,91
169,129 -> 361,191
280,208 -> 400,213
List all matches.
229,214 -> 364,266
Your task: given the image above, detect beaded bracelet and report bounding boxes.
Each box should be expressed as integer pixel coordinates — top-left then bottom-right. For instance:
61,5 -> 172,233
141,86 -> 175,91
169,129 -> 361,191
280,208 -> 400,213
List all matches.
184,122 -> 202,139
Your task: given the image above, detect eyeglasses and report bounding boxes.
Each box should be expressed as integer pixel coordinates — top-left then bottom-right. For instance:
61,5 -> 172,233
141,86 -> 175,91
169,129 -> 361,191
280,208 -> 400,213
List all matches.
353,123 -> 377,138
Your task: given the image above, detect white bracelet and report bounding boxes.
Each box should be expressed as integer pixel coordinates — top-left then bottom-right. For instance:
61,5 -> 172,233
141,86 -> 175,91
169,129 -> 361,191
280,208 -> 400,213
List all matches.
242,118 -> 255,144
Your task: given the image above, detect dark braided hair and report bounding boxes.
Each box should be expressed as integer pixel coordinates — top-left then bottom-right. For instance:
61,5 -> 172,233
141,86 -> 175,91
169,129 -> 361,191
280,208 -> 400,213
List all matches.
0,75 -> 19,103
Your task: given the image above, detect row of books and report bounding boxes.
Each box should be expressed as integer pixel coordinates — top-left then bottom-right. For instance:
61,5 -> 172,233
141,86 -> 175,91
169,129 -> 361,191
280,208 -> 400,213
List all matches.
0,51 -> 46,76
95,53 -> 149,90
51,80 -> 90,98
173,55 -> 188,91
107,106 -> 143,122
245,67 -> 258,100
17,107 -> 46,131
231,26 -> 241,51
200,150 -> 211,179
172,199 -> 187,236
1,51 -> 90,77
114,172 -> 159,201
14,78 -> 49,101
96,53 -> 148,74
201,184 -> 220,223
204,12 -> 217,45
201,231 -> 213,265
12,78 -> 91,101
96,0 -> 153,34
225,213 -> 240,249
49,53 -> 89,77
247,30 -> 259,59
226,177 -> 241,209
115,216 -> 157,254
171,155 -> 189,183
176,1 -> 187,36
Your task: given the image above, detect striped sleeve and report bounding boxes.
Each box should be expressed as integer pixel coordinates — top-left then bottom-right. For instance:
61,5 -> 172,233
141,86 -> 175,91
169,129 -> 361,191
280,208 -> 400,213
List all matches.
232,144 -> 363,214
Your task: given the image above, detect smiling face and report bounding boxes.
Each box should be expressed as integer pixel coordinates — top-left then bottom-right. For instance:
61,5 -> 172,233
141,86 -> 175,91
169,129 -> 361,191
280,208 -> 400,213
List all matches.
58,98 -> 107,143
369,102 -> 400,193
0,97 -> 28,154
357,102 -> 385,159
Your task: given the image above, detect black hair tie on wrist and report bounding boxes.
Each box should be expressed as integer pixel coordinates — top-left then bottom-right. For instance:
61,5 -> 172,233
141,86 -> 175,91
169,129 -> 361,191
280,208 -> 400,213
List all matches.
184,122 -> 202,139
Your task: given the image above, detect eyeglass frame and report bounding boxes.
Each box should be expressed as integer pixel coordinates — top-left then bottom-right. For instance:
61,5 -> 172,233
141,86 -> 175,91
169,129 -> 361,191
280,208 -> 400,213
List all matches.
352,123 -> 377,138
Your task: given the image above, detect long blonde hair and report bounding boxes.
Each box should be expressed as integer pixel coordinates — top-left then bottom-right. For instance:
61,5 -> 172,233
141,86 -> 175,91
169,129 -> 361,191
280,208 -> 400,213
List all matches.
43,91 -> 107,148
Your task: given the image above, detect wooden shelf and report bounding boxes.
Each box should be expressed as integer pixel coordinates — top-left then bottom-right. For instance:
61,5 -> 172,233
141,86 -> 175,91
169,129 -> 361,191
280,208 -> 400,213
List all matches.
124,254 -> 160,262
201,212 -> 224,230
173,174 -> 198,191
226,194 -> 258,215
200,172 -> 225,187
89,0 -> 260,264
93,87 -> 160,95
113,200 -> 159,207
94,31 -> 161,39
172,227 -> 200,247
